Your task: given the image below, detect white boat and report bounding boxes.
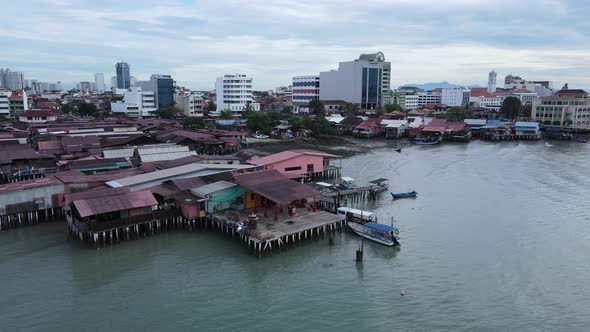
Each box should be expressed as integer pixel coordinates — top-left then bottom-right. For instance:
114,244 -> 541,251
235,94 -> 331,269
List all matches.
348,222 -> 400,246
337,207 -> 377,223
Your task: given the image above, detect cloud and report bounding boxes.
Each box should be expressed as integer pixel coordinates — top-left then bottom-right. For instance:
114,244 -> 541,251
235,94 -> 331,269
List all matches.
2,0 -> 589,89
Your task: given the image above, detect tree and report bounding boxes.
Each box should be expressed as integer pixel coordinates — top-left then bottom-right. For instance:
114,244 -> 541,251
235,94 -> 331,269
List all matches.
446,107 -> 472,122
308,99 -> 325,116
521,103 -> 532,118
339,102 -> 358,114
77,102 -> 100,118
219,109 -> 234,119
155,107 -> 181,119
501,96 -> 521,120
303,115 -> 333,137
383,103 -> 402,113
253,90 -> 269,98
60,103 -> 72,114
207,100 -> 216,115
183,117 -> 204,129
282,105 -> 293,113
246,112 -> 273,133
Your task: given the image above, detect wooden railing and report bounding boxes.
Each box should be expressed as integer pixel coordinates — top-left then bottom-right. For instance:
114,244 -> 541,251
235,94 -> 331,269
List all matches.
87,209 -> 181,232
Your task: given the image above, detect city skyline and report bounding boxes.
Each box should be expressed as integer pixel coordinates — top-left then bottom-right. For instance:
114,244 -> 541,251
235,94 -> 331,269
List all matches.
1,0 -> 589,90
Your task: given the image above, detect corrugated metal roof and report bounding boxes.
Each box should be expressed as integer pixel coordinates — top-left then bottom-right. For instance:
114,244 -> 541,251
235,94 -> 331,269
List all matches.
106,163 -> 255,188
72,189 -> 157,218
103,148 -> 135,159
137,145 -> 189,155
233,170 -> 319,203
190,180 -> 237,196
0,176 -> 62,194
139,151 -> 196,162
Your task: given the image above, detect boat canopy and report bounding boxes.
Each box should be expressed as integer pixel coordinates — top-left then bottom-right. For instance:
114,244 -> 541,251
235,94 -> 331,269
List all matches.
364,222 -> 397,233
337,207 -> 376,218
315,182 -> 334,187
341,176 -> 355,183
369,178 -> 388,184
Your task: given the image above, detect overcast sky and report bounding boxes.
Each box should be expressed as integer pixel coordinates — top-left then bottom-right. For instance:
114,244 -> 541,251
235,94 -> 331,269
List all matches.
1,0 -> 589,90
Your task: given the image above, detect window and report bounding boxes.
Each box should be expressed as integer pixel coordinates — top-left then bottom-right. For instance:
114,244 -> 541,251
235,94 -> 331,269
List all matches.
307,164 -> 314,173
285,166 -> 302,172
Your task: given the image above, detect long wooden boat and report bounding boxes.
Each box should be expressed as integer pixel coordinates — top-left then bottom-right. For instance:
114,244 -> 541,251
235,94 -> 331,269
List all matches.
348,222 -> 400,246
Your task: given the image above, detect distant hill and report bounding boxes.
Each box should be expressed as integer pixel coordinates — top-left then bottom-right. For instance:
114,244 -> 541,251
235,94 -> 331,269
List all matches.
401,81 -> 463,90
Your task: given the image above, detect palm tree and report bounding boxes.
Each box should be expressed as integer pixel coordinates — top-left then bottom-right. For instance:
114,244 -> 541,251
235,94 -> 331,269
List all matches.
219,109 -> 234,119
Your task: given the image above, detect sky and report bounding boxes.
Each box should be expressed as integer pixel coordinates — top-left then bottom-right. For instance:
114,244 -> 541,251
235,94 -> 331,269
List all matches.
1,0 -> 589,90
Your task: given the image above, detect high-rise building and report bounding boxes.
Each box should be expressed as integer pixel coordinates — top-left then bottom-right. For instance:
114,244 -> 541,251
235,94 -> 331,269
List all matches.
0,68 -> 25,91
94,73 -> 105,93
319,52 -> 390,110
292,76 -> 320,107
111,76 -> 117,90
116,62 -> 131,89
134,74 -> 176,110
215,74 -> 259,113
441,87 -> 471,107
488,70 -> 497,94
80,81 -> 92,93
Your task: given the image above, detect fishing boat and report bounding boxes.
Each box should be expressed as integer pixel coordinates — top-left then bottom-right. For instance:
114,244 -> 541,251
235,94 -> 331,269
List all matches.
390,191 -> 417,199
575,137 -> 588,143
348,222 -> 400,246
414,136 -> 442,145
394,148 -> 402,153
337,207 -> 377,223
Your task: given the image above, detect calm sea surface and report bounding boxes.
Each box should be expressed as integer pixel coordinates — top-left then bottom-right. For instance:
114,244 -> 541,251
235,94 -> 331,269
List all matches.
1,140 -> 590,331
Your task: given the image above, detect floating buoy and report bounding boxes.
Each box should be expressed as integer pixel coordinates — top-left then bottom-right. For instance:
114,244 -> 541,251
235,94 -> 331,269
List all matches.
400,290 -> 405,296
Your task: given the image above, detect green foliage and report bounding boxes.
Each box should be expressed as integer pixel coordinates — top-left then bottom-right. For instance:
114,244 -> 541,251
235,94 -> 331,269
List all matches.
246,112 -> 273,133
77,102 -> 100,118
60,103 -> 72,114
288,115 -> 304,128
501,96 -> 522,120
219,109 -> 234,119
282,105 -> 293,113
446,107 -> 472,122
383,103 -> 403,113
521,103 -> 532,118
302,115 -> 333,137
155,107 -> 181,119
207,100 -> 216,114
308,99 -> 325,116
253,91 -> 269,98
244,102 -> 254,114
183,117 -> 204,129
339,102 -> 358,114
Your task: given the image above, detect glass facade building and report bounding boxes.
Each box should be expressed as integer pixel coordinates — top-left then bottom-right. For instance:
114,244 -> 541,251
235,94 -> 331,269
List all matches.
116,62 -> 130,89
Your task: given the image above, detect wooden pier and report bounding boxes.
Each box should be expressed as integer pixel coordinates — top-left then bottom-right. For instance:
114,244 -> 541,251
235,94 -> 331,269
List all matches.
316,184 -> 387,213
212,208 -> 345,257
0,207 -> 64,230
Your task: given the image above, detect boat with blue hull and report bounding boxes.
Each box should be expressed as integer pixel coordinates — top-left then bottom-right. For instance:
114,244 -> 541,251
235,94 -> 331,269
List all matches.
414,136 -> 442,145
391,191 -> 417,199
348,222 -> 400,246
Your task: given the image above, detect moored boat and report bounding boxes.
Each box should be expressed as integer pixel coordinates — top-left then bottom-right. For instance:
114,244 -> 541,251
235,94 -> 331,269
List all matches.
391,191 -> 417,199
337,207 -> 377,223
348,222 -> 400,246
414,136 -> 442,145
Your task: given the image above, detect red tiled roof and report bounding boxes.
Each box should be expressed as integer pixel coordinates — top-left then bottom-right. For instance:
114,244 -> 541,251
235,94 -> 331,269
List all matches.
72,189 -> 157,218
9,90 -> 24,99
355,117 -> 380,130
422,118 -> 448,133
233,170 -> 320,203
20,110 -> 57,117
446,122 -> 467,132
555,89 -> 587,94
38,140 -> 63,151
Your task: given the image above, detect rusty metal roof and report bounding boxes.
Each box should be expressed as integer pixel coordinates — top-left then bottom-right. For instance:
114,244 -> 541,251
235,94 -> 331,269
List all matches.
72,189 -> 158,218
232,170 -> 320,204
